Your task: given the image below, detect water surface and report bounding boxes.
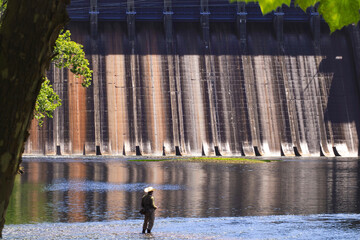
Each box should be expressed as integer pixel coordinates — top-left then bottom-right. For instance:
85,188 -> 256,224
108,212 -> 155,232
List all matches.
4,157 -> 360,239
7,156 -> 360,224
4,214 -> 360,239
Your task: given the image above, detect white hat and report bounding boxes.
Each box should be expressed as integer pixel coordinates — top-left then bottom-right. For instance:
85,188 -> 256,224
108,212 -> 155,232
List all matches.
144,187 -> 155,193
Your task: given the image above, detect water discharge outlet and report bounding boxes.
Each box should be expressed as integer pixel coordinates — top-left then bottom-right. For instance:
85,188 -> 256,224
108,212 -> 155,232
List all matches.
214,146 -> 221,156
136,146 -> 142,156
56,146 -> 61,156
96,146 -> 101,156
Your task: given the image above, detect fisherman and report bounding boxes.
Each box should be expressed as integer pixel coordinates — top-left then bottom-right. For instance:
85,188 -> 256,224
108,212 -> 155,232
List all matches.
141,186 -> 158,234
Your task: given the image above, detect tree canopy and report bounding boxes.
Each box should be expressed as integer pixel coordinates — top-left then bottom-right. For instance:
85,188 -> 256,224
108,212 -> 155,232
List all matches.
1,1 -> 92,126
234,0 -> 360,32
35,30 -> 92,126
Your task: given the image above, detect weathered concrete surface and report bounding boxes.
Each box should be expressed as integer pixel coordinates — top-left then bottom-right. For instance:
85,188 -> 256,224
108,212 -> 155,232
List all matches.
24,22 -> 360,157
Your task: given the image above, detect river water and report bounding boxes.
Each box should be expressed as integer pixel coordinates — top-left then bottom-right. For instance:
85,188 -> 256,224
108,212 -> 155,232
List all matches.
3,157 -> 360,239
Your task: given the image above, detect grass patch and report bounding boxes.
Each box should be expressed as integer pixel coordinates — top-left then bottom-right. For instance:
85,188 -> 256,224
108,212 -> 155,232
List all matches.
187,157 -> 272,164
128,157 -> 277,164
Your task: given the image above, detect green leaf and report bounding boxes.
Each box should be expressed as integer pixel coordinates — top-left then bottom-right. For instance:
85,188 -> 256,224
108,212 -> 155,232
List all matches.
53,30 -> 92,87
35,30 -> 93,127
233,0 -> 360,32
230,0 -> 291,14
294,0 -> 319,12
34,78 -> 62,126
318,0 -> 360,32
0,0 -> 7,24
258,0 -> 291,14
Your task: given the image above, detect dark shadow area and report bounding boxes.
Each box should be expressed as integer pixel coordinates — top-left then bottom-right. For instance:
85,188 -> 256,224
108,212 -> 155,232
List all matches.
68,21 -> 333,56
333,147 -> 341,157
163,146 -> 166,156
56,145 -> 61,155
175,146 -> 182,156
96,145 -> 102,155
136,146 -> 142,156
293,146 -> 301,157
67,1 -> 308,22
320,28 -> 360,155
214,146 -> 221,156
253,146 -> 261,156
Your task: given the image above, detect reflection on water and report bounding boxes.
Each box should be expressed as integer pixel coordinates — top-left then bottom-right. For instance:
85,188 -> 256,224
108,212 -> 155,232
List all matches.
6,157 -> 360,224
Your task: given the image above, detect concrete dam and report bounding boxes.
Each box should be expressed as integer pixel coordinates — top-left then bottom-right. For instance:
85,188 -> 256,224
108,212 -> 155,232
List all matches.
24,1 -> 360,157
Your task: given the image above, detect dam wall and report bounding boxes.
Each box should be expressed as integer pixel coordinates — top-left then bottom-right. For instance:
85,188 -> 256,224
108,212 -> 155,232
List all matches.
24,7 -> 360,157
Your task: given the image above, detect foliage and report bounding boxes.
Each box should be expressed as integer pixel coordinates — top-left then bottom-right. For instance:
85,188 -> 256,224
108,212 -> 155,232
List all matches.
0,0 -> 7,23
1,2 -> 91,126
0,0 -> 6,11
233,0 -> 360,32
34,30 -> 92,125
34,78 -> 62,127
52,30 -> 92,88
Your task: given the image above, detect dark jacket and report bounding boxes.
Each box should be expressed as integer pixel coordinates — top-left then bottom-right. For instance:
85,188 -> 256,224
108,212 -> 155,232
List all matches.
141,194 -> 157,211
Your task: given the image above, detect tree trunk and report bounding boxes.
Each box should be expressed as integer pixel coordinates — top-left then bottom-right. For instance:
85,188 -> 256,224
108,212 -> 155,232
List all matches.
0,0 -> 69,237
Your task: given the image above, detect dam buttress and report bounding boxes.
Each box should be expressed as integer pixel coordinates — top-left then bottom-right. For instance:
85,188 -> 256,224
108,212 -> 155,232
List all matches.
24,1 -> 360,157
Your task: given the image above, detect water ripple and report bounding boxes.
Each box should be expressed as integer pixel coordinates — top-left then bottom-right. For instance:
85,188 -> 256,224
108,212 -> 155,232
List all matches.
43,180 -> 185,192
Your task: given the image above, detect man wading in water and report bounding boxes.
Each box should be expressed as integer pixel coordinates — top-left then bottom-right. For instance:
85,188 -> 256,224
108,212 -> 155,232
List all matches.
141,187 -> 158,234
